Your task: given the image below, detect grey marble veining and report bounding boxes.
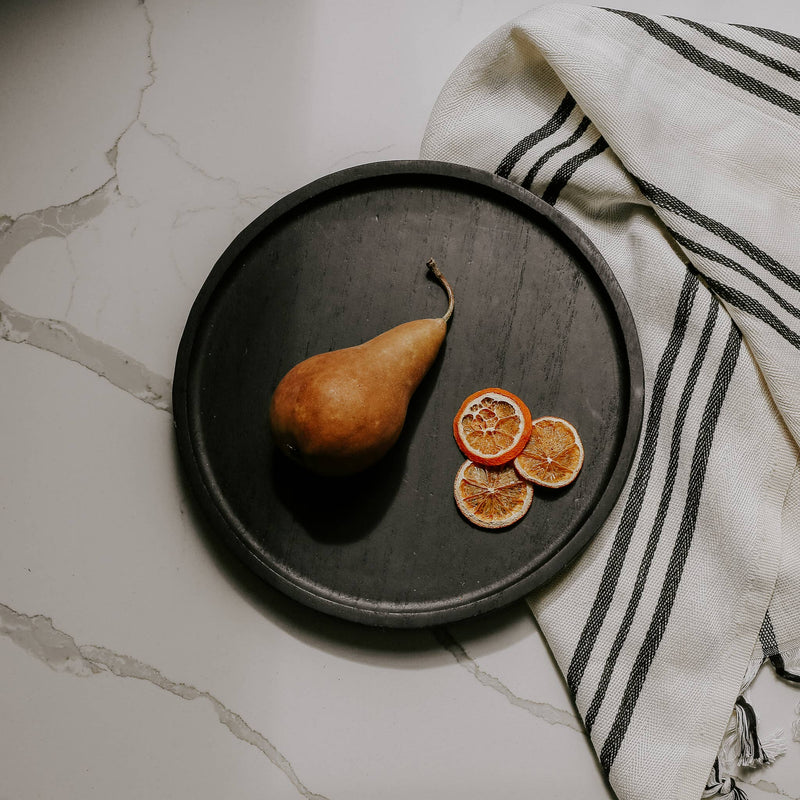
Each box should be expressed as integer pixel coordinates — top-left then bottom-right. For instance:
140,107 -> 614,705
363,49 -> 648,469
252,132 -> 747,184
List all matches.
0,602 -> 329,800
3,1 -> 800,798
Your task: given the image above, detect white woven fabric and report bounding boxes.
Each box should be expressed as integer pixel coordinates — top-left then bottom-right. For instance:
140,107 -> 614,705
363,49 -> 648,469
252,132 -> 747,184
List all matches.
421,6 -> 800,799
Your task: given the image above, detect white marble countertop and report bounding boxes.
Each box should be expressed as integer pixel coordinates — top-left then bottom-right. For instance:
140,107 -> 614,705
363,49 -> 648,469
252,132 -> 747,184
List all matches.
3,1 -> 800,798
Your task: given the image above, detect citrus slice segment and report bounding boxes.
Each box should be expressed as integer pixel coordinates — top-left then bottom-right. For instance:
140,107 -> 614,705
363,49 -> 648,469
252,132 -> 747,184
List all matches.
454,460 -> 534,529
513,416 -> 584,488
453,388 -> 533,466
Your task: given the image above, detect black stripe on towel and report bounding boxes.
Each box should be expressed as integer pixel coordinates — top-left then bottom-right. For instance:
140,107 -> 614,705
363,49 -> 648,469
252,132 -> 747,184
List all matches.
703,275 -> 800,350
599,321 -> 743,774
495,92 -> 576,179
541,135 -> 609,205
606,9 -> 800,117
732,24 -> 800,55
566,270 -> 700,696
521,116 -> 592,189
760,612 -> 800,682
584,297 -> 720,733
669,17 -> 800,81
637,178 -> 800,294
759,609 -> 780,656
669,228 -> 800,323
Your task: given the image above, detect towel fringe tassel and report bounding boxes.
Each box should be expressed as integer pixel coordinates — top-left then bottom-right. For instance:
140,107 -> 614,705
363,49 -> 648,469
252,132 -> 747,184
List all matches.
703,758 -> 748,799
768,647 -> 800,684
728,695 -> 786,768
706,656 -> 789,798
730,657 -> 785,766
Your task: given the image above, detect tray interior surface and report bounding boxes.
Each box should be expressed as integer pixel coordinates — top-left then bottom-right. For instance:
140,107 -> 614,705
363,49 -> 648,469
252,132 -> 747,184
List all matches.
176,162 -> 643,626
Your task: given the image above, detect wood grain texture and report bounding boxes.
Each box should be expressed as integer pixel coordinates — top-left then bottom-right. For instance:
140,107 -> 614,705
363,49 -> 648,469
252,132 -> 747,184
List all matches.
173,161 -> 644,627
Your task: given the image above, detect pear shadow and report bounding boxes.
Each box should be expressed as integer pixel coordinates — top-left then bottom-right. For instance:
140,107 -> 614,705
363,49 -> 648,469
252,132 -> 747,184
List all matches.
173,436 -> 441,653
270,344 -> 447,543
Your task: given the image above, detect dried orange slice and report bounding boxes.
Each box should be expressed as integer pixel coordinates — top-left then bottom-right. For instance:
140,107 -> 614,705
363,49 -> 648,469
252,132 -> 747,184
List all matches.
453,388 -> 532,466
514,416 -> 584,488
453,459 -> 534,529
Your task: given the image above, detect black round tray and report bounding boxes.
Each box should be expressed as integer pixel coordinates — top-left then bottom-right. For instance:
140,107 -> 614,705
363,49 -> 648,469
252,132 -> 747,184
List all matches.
173,160 -> 644,628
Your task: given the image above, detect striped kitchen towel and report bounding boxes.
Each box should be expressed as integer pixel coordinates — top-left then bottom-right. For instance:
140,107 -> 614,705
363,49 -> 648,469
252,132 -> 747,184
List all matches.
421,6 -> 800,799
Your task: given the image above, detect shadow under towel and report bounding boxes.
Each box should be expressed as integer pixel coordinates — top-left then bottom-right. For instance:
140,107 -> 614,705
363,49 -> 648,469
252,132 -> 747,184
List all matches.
421,6 -> 800,799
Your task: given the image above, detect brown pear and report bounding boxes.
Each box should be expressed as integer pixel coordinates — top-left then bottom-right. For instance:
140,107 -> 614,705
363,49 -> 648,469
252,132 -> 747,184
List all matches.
269,259 -> 455,476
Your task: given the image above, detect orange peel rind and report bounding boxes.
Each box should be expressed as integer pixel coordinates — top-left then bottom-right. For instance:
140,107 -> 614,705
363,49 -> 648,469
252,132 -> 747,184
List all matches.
453,388 -> 532,466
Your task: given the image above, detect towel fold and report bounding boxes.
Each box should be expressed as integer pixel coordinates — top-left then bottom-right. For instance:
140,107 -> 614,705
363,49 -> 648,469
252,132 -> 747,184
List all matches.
421,6 -> 800,798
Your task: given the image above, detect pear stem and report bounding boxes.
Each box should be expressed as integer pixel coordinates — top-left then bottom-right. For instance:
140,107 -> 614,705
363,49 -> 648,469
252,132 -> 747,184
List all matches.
426,258 -> 455,323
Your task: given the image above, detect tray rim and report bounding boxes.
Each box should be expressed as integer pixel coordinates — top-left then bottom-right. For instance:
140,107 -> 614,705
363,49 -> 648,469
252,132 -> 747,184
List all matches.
173,159 -> 645,628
